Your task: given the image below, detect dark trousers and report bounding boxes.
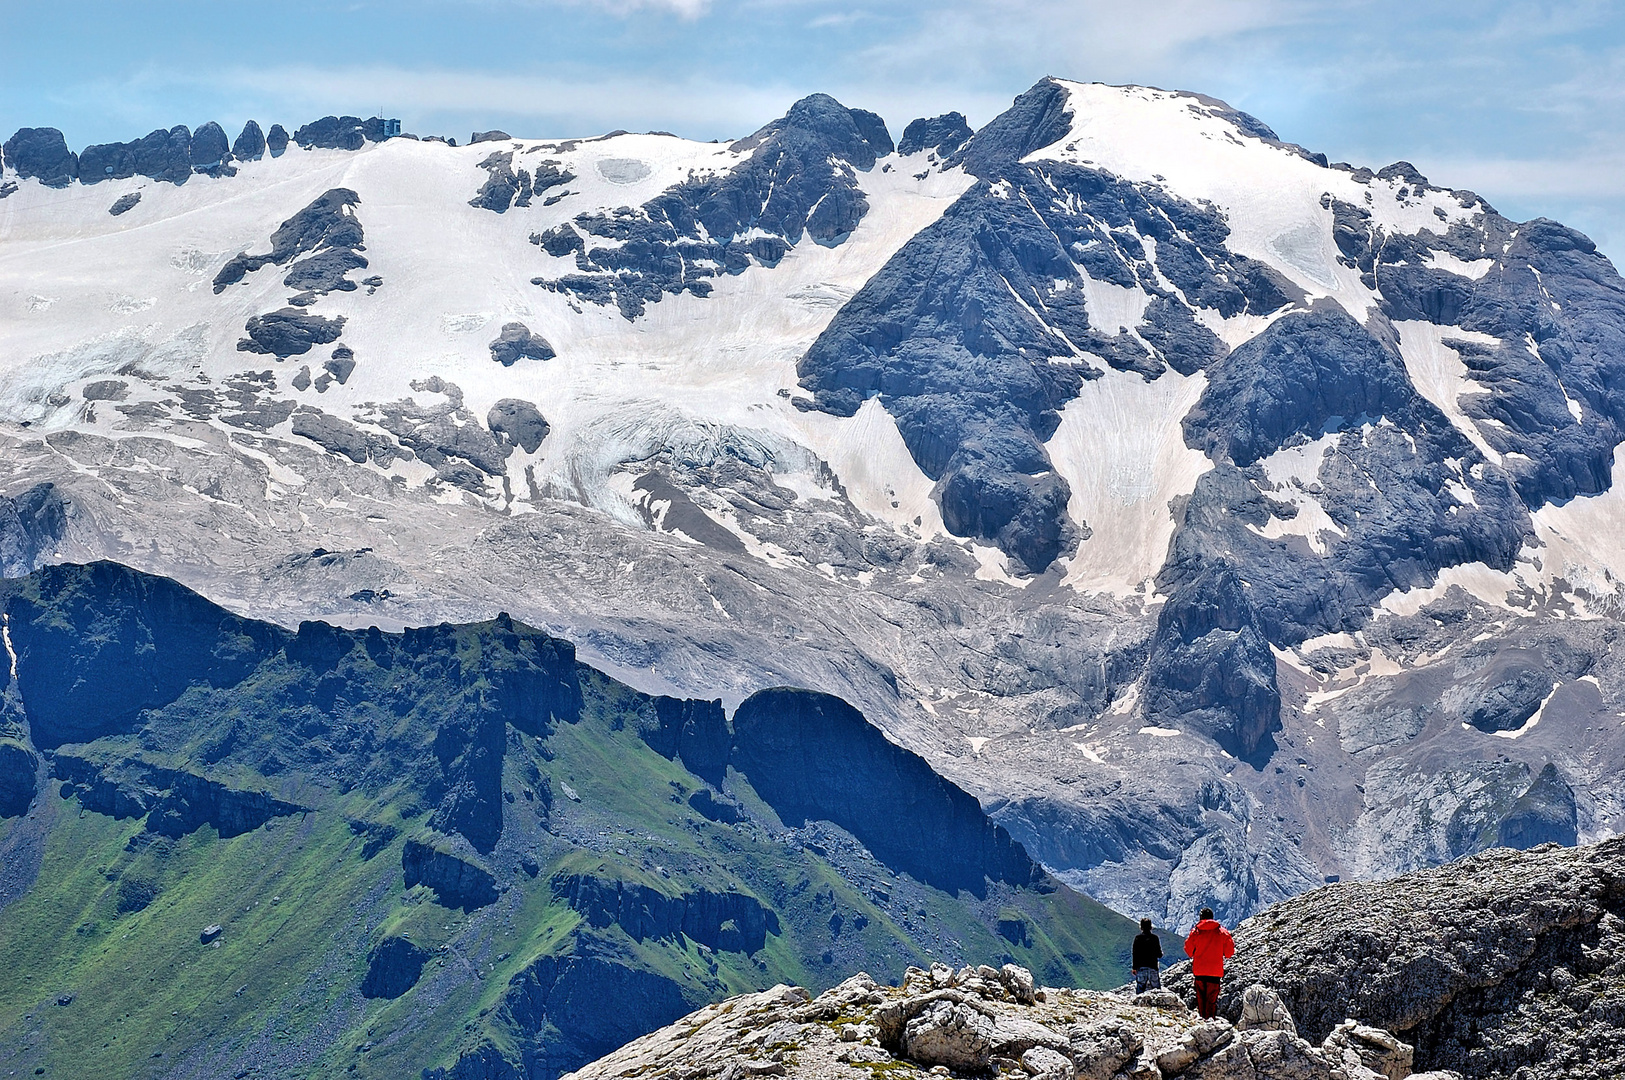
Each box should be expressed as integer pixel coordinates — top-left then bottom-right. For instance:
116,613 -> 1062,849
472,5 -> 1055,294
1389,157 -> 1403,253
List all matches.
1194,974 -> 1222,1018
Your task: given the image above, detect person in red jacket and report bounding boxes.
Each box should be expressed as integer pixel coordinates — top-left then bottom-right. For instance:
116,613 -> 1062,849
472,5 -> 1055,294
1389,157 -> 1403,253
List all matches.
1183,906 -> 1235,1018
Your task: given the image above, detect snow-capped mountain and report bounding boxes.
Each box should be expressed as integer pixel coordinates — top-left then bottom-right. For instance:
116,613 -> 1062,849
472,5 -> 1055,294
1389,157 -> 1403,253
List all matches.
4,80 -> 1624,929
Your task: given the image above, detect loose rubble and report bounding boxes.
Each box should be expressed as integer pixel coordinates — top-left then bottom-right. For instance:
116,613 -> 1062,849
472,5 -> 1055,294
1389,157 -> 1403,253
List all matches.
563,964 -> 1461,1080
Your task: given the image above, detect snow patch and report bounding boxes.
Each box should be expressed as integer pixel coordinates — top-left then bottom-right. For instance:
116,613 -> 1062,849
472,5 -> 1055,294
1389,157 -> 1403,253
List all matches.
1394,321 -> 1503,462
1051,366 -> 1212,594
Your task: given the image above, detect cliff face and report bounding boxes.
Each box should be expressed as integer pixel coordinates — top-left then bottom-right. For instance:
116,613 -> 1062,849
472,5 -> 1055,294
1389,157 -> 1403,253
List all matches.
1164,837 -> 1625,1080
732,687 -> 1045,896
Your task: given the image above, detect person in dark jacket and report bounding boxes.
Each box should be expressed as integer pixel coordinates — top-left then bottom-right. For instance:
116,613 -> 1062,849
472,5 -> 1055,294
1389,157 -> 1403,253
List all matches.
1183,906 -> 1235,1018
1131,918 -> 1163,993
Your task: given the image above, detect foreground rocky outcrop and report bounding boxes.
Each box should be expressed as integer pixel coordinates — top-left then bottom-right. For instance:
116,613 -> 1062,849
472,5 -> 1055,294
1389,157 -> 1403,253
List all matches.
563,963 -> 1460,1080
1166,837 -> 1625,1080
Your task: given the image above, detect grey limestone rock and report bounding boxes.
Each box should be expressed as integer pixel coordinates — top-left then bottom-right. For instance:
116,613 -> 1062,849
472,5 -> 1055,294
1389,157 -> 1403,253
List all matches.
108,192 -> 140,216
324,346 -> 356,383
0,739 -> 38,817
290,406 -> 397,465
189,121 -> 231,170
266,123 -> 289,156
1170,837 -> 1625,1080
469,150 -> 524,212
215,187 -> 364,290
488,321 -> 555,365
487,399 -> 549,454
903,999 -> 995,1069
3,127 -> 77,187
0,482 -> 68,578
731,686 -> 1044,895
898,112 -> 973,157
233,119 -> 266,161
538,93 -> 888,319
1496,763 -> 1579,849
237,309 -> 347,357
1321,1020 -> 1412,1080
293,115 -> 369,151
81,380 -> 127,401
470,129 -> 512,144
1237,984 -> 1297,1035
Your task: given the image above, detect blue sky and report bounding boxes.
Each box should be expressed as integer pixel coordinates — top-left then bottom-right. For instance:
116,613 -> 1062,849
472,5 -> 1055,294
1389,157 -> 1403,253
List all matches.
7,1 -> 1625,259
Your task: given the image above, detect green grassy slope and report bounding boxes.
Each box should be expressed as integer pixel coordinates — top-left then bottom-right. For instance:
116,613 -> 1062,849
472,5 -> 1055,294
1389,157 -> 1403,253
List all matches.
0,563 -> 1134,1080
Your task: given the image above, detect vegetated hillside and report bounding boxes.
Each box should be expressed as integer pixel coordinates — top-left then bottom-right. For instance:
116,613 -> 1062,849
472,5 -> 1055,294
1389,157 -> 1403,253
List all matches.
0,561 -> 1130,1080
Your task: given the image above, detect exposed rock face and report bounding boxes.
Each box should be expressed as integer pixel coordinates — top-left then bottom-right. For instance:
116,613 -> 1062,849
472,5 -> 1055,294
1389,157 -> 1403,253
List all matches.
0,740 -> 38,817
361,936 -> 431,999
213,187 -> 366,294
232,119 -> 266,161
0,482 -> 68,578
731,687 -> 1043,895
438,950 -> 702,1080
266,123 -> 289,156
487,399 -> 550,454
80,126 -> 194,185
639,695 -> 728,785
3,127 -> 77,187
537,93 -> 890,319
898,113 -> 973,157
1497,763 -> 1579,848
550,871 -> 780,952
1166,837 -> 1625,1080
489,322 -> 557,365
237,308 -> 347,357
189,121 -> 231,170
290,406 -> 398,464
52,752 -> 307,837
292,115 -> 372,151
563,964 -> 1447,1080
402,835 -> 500,910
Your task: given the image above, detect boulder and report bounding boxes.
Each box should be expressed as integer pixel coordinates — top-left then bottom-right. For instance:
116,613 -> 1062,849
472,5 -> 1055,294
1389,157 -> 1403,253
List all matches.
1019,1045 -> 1074,1080
1236,984 -> 1296,1035
902,999 -> 995,1070
108,193 -> 140,216
488,322 -> 556,366
1065,1019 -> 1142,1079
1319,1020 -> 1411,1080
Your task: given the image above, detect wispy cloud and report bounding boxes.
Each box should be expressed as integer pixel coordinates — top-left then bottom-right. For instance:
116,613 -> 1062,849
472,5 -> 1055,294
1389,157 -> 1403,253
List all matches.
10,0 -> 1625,259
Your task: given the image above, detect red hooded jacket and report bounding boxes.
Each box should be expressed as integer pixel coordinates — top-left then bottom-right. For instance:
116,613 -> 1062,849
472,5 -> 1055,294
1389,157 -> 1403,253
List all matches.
1183,919 -> 1235,977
